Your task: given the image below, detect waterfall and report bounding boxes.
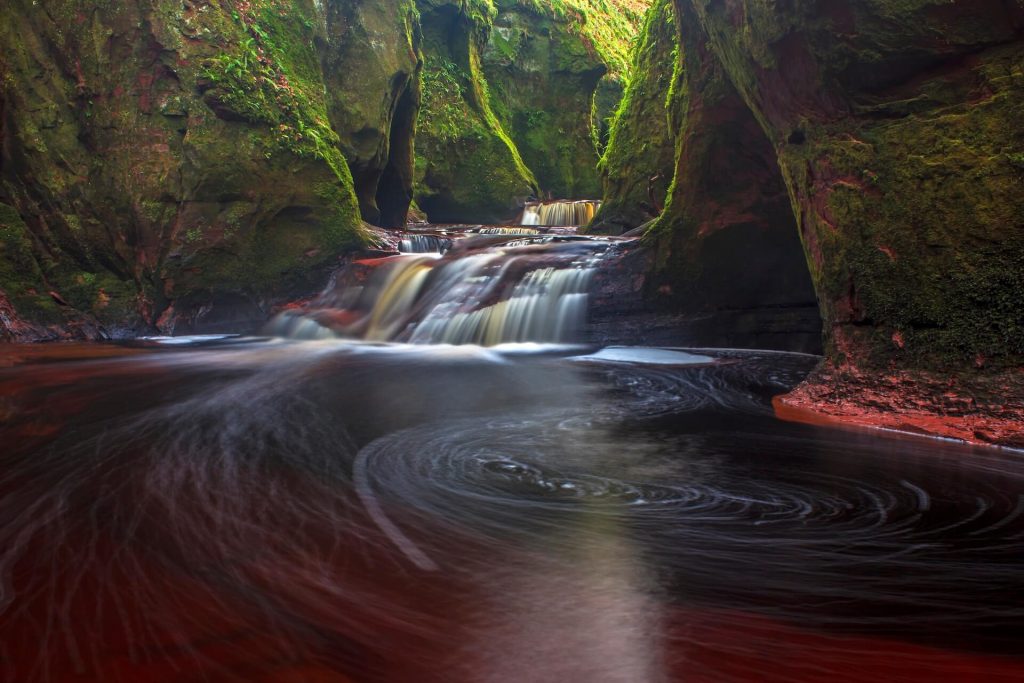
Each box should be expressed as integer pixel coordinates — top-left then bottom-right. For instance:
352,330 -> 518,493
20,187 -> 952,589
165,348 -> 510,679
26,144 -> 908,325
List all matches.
268,237 -> 611,346
409,262 -> 595,345
477,227 -> 540,235
398,234 -> 452,254
519,200 -> 601,227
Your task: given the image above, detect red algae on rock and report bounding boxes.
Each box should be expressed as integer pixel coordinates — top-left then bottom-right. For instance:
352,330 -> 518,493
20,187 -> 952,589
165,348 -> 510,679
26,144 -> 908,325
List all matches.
775,367 -> 1024,449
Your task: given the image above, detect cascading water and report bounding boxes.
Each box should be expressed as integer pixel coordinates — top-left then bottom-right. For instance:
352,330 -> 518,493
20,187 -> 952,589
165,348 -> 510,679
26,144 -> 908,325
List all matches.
476,227 -> 541,235
520,200 -> 601,227
398,234 -> 453,254
268,233 -> 612,346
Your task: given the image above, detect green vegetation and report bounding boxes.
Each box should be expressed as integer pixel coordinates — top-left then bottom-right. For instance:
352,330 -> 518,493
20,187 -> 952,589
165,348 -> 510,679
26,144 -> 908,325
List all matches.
0,205 -> 59,323
200,2 -> 349,170
415,45 -> 538,221
512,0 -> 650,78
783,54 -> 1024,368
413,2 -> 539,222
592,0 -> 679,232
414,0 -> 649,216
601,0 -> 1024,372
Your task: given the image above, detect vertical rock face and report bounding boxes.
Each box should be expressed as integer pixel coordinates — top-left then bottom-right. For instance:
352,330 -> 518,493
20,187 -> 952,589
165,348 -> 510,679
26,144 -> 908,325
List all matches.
413,0 -> 648,223
482,0 -> 607,200
591,0 -> 681,233
413,0 -> 539,224
0,0 -> 368,339
605,0 -> 1024,376
684,0 -> 1024,371
321,0 -> 422,228
645,15 -> 819,324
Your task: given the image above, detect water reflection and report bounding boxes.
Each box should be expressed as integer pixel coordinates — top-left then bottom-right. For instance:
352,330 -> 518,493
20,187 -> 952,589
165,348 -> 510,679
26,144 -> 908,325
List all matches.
1,340 -> 1023,681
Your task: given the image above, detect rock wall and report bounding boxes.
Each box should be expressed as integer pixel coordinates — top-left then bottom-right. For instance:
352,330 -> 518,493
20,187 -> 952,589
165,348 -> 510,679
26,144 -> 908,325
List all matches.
414,0 -> 648,222
597,0 -> 1024,442
413,0 -> 539,224
0,0 -> 369,339
604,0 -> 1024,371
591,0 -> 681,234
684,0 -> 1024,372
321,0 -> 422,228
645,5 -> 819,326
482,0 -> 607,200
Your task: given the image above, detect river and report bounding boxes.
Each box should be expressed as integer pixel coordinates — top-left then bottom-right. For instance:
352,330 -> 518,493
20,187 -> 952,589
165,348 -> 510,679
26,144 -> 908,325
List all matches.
1,225 -> 1022,682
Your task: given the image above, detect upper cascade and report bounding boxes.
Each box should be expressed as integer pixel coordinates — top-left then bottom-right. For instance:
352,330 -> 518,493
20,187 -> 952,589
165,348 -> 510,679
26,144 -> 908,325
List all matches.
520,201 -> 602,227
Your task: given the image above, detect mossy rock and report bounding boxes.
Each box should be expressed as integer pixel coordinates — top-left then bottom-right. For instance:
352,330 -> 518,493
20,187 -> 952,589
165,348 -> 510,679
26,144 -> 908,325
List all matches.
414,0 -> 648,221
603,0 -> 1024,371
0,0 -> 369,336
413,2 -> 538,223
593,0 -> 680,233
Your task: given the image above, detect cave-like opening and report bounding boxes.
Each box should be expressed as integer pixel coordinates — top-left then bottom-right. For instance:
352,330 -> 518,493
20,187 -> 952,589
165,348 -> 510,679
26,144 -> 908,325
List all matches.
648,59 -> 823,354
376,76 -> 420,228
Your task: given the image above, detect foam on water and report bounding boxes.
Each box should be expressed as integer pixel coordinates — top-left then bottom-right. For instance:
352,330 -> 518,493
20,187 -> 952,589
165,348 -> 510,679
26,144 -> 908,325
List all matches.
573,346 -> 716,366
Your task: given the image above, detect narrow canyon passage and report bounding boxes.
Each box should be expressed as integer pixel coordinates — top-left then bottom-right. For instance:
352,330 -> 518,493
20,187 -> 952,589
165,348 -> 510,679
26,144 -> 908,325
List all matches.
1,1 -> 1022,681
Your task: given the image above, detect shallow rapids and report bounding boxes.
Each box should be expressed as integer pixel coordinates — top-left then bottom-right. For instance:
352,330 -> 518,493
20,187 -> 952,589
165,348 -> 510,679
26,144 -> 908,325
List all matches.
2,340 -> 1023,682
268,234 -> 615,345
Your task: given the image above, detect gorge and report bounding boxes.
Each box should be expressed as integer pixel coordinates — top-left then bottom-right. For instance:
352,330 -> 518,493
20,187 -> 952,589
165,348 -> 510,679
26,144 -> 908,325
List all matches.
1,1 -> 1023,681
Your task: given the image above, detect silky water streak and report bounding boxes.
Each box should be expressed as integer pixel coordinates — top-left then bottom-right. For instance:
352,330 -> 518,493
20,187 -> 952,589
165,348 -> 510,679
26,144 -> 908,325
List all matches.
267,236 -> 612,345
519,200 -> 601,227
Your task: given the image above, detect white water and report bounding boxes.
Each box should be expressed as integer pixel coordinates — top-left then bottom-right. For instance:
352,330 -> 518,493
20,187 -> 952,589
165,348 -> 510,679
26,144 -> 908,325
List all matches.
410,263 -> 595,345
520,200 -> 601,227
267,236 -> 612,346
399,234 -> 452,254
477,227 -> 541,235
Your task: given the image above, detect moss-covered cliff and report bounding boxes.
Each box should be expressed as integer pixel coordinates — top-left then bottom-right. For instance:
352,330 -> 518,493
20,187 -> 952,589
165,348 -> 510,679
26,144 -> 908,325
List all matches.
595,0 -> 1024,440
482,1 -> 606,199
413,0 -> 538,224
414,0 -> 648,222
591,0 -> 681,233
0,0 -> 648,337
321,0 -> 422,228
645,5 -> 819,323
605,0 -> 1024,374
0,0 -> 372,339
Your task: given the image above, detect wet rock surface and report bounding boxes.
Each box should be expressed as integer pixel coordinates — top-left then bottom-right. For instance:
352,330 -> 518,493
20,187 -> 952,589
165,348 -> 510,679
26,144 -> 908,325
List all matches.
597,0 -> 1024,438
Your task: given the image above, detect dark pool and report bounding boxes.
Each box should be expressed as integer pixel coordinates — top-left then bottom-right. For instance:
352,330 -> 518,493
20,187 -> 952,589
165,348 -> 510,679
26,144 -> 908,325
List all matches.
1,339 -> 1022,682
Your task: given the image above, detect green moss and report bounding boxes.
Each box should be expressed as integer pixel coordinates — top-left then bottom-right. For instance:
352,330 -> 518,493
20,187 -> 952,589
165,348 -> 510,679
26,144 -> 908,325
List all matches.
198,1 -> 346,165
414,0 -> 647,216
510,0 -> 649,78
593,0 -> 679,232
167,0 -> 364,297
0,205 -> 57,319
795,58 -> 1024,368
414,5 -> 538,221
1,0 -> 374,332
0,203 -> 141,324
